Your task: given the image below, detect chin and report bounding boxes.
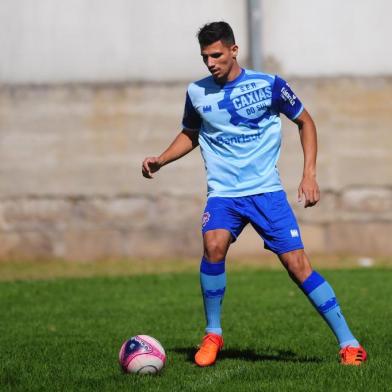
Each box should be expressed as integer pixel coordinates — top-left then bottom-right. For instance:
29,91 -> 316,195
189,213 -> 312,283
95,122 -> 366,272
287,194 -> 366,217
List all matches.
213,75 -> 226,84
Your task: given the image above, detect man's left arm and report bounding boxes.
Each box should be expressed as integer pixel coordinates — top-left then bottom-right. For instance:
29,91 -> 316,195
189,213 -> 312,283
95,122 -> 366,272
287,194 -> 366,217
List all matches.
293,109 -> 320,208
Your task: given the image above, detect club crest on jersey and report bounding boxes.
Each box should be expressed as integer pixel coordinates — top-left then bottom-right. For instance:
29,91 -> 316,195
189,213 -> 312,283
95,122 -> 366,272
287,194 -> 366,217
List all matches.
202,212 -> 210,227
218,78 -> 272,129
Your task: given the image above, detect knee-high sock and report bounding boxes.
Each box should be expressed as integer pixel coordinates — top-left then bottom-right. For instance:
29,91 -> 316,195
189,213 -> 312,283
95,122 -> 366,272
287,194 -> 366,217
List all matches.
301,271 -> 359,348
200,257 -> 226,335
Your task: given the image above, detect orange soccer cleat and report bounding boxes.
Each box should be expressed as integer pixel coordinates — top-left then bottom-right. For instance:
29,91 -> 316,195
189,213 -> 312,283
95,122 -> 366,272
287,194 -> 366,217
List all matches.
194,333 -> 224,367
339,345 -> 367,366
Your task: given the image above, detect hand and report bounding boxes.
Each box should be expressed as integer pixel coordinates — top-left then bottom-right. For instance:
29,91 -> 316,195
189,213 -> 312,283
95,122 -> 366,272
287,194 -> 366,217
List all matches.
297,176 -> 320,208
142,157 -> 162,179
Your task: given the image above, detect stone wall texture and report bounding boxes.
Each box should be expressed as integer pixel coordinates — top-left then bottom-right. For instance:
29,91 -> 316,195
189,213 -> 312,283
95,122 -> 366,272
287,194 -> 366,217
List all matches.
1,0 -> 391,83
0,78 -> 391,260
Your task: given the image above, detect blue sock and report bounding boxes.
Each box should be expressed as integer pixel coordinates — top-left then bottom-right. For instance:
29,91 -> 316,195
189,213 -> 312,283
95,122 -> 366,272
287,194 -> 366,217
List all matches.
200,257 -> 226,335
301,271 -> 360,348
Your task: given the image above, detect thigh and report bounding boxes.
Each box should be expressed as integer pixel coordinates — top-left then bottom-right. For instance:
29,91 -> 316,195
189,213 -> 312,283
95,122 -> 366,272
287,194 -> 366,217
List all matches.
202,197 -> 247,242
249,191 -> 304,255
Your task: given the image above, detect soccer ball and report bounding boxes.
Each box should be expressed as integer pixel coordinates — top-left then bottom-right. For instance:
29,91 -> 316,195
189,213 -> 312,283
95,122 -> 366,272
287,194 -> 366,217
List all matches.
119,335 -> 166,374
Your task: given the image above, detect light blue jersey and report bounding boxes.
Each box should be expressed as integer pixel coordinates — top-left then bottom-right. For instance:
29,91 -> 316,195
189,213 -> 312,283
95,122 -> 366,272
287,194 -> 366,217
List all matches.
182,68 -> 303,197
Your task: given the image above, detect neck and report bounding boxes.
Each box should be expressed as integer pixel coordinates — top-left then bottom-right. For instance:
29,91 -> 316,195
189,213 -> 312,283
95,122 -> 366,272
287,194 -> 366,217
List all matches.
226,62 -> 242,82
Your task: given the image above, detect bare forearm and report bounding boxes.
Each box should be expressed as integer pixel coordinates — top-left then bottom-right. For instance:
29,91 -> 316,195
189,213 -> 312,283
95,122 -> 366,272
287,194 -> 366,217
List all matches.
294,109 -> 320,207
296,110 -> 317,178
158,129 -> 199,167
142,129 -> 199,178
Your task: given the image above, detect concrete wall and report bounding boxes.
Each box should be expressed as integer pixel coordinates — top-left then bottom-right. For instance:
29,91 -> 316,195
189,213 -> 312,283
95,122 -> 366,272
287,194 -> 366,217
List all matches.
262,0 -> 392,76
1,0 -> 391,84
1,78 -> 391,260
0,0 -> 247,84
1,1 -> 391,260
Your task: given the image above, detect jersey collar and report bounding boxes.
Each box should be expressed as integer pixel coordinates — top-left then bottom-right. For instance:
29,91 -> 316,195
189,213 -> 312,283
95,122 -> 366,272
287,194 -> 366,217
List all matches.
222,68 -> 245,88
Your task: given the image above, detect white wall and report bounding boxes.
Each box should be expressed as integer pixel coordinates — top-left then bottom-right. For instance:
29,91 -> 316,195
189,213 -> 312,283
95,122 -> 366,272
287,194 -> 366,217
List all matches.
262,0 -> 392,76
0,0 -> 247,83
0,0 -> 391,84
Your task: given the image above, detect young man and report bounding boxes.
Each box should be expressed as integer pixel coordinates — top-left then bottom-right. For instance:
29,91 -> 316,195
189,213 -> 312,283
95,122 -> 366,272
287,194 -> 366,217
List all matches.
142,22 -> 367,366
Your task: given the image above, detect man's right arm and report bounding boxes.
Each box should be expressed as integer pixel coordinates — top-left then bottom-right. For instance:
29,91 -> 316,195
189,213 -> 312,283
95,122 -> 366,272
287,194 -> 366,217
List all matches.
142,129 -> 199,179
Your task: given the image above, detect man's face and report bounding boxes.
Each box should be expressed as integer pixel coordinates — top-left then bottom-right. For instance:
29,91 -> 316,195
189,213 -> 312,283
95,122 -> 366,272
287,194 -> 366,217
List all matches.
200,40 -> 238,82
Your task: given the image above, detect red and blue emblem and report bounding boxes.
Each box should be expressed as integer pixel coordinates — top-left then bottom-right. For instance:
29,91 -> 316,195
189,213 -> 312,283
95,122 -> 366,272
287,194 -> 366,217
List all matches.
202,211 -> 211,227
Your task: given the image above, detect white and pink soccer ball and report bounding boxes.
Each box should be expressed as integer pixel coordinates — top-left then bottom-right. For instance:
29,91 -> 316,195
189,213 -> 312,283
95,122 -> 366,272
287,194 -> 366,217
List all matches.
119,335 -> 166,374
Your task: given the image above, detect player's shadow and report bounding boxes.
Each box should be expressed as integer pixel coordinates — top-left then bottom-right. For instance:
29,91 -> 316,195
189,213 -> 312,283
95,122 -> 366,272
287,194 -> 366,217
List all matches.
171,347 -> 322,364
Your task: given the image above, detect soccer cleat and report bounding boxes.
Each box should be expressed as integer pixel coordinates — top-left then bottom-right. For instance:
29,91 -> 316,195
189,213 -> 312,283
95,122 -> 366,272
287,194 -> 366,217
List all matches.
339,345 -> 367,366
194,333 -> 224,367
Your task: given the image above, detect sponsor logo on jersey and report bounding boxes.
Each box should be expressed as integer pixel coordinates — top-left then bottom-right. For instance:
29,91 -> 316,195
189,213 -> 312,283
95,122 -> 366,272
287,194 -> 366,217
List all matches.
218,78 -> 273,129
209,131 -> 263,146
203,105 -> 212,113
232,86 -> 271,110
280,85 -> 297,106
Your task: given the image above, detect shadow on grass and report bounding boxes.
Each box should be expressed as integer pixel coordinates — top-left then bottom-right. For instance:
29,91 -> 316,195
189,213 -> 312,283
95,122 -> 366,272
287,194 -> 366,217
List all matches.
171,347 -> 322,364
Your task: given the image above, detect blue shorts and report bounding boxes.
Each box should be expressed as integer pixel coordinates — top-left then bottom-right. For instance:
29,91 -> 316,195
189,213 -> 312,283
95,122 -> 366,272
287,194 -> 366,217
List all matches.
201,191 -> 304,255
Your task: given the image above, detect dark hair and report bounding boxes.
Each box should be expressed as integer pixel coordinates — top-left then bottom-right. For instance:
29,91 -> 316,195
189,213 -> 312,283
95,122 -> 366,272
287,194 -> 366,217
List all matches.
197,21 -> 236,47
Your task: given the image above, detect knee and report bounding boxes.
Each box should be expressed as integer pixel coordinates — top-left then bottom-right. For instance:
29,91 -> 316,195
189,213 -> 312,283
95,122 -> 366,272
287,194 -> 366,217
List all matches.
280,251 -> 312,284
204,239 -> 227,262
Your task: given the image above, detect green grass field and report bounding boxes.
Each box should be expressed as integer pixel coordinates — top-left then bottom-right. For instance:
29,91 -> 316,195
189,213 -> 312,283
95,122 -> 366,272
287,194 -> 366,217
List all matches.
1,265 -> 391,391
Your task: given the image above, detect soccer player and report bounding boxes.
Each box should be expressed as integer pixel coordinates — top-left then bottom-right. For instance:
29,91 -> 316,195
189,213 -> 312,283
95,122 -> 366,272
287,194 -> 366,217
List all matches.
142,21 -> 367,366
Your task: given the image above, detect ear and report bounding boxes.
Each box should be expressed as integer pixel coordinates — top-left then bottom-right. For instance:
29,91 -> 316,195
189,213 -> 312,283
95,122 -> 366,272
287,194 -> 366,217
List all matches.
231,44 -> 239,59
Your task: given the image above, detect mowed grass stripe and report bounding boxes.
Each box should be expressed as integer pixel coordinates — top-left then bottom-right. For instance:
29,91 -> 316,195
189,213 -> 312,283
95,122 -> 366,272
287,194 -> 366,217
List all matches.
1,269 -> 391,391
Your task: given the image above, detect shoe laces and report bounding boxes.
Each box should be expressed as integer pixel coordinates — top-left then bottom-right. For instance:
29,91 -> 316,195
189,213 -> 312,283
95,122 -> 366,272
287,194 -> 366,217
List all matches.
199,334 -> 223,350
340,346 -> 366,362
